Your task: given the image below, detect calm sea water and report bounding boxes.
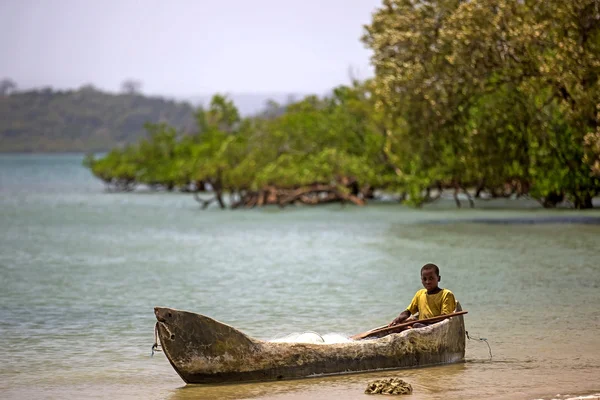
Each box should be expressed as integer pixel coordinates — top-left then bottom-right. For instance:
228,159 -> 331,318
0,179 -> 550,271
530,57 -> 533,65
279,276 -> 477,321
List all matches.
1,154 -> 599,400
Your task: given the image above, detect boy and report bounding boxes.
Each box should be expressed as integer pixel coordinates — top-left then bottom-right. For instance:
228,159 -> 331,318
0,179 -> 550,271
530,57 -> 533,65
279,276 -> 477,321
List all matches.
388,263 -> 456,328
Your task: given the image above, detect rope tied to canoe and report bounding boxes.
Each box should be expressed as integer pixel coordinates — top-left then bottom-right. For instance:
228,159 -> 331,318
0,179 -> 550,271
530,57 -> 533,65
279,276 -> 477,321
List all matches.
151,322 -> 163,357
466,330 -> 492,360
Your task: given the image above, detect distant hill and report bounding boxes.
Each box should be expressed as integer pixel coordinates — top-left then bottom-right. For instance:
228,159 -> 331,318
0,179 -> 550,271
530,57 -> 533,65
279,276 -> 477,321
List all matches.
0,86 -> 317,152
0,86 -> 197,152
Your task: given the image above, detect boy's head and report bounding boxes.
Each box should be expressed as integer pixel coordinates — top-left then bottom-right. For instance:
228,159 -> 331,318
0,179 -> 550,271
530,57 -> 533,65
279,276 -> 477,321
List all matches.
420,263 -> 441,291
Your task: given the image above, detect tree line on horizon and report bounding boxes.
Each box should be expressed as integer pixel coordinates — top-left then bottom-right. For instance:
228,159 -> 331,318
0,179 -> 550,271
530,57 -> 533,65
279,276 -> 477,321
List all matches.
0,80 -> 196,152
85,0 -> 600,209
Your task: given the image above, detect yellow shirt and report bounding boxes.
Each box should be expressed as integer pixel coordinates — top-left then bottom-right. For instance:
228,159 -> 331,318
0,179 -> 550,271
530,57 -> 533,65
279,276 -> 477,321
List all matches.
406,288 -> 456,320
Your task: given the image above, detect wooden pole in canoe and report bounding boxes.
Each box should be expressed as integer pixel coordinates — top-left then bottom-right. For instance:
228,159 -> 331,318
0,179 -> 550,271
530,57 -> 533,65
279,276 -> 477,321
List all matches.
350,311 -> 468,340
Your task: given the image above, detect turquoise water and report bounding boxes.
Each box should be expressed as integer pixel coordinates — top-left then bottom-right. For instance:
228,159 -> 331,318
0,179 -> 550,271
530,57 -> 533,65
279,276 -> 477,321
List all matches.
0,154 -> 599,400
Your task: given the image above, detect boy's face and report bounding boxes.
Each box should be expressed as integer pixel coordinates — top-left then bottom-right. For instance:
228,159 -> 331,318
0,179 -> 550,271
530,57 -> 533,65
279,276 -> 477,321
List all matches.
421,268 -> 440,291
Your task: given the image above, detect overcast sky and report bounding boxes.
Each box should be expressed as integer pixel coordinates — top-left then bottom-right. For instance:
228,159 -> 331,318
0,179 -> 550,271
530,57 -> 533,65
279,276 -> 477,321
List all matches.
1,0 -> 381,96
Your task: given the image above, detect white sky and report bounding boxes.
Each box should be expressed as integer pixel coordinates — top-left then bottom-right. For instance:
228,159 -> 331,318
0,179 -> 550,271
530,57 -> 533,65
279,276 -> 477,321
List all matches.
1,0 -> 382,96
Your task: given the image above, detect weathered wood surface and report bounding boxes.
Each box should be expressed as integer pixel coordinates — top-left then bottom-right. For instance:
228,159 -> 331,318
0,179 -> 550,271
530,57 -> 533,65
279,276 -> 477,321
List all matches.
153,304 -> 466,384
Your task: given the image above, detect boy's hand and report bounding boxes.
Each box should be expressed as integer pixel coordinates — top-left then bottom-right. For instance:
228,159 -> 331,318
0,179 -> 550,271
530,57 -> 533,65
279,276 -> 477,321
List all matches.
388,310 -> 410,327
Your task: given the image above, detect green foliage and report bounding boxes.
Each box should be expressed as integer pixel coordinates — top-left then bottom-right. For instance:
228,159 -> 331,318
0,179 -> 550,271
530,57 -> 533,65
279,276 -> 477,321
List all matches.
86,90 -> 392,198
361,0 -> 600,208
84,1 -> 600,208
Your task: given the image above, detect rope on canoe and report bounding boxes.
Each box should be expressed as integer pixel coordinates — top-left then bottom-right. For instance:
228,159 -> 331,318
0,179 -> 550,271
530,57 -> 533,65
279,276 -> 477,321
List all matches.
151,322 -> 163,357
466,330 -> 492,360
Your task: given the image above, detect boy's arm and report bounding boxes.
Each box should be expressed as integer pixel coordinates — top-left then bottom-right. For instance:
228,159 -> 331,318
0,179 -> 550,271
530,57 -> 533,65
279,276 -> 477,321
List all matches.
389,290 -> 421,326
388,310 -> 411,327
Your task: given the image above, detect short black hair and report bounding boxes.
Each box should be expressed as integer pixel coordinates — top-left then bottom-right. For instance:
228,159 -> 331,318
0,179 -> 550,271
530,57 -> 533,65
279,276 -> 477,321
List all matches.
421,263 -> 440,277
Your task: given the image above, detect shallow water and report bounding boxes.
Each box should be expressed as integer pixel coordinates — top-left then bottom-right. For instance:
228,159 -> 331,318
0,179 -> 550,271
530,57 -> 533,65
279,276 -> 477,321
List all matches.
0,154 -> 599,399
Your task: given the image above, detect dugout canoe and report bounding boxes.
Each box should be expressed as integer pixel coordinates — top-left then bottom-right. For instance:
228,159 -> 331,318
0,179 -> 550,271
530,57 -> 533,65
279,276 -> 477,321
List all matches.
153,304 -> 466,384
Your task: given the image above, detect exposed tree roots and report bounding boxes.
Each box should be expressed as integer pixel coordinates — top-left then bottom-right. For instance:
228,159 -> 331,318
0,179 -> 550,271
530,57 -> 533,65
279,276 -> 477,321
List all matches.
227,182 -> 367,209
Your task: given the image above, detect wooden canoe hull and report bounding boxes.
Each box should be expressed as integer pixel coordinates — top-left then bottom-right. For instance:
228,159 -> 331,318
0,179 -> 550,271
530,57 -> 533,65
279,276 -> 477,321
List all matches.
154,305 -> 466,384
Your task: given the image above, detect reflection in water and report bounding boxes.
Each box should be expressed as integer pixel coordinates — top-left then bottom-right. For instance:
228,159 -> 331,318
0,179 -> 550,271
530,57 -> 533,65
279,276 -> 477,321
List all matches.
423,216 -> 600,225
167,364 -> 468,400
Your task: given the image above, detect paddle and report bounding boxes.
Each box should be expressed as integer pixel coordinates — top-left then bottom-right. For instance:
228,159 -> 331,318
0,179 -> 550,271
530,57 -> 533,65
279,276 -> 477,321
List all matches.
350,310 -> 468,340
